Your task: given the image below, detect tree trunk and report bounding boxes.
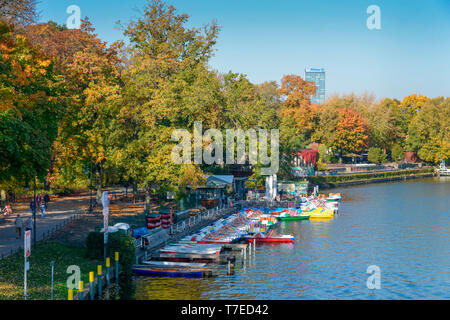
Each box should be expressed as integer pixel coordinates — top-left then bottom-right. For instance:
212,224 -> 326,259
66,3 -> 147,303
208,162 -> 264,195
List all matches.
96,162 -> 103,204
132,181 -> 137,204
44,151 -> 55,191
144,183 -> 151,213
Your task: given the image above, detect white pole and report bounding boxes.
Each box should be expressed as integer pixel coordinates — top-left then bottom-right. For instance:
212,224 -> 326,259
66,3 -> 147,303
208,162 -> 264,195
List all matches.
50,261 -> 54,300
24,255 -> 27,300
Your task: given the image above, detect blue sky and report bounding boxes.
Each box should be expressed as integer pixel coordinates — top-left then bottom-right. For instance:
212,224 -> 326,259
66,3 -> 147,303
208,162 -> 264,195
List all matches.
36,0 -> 450,100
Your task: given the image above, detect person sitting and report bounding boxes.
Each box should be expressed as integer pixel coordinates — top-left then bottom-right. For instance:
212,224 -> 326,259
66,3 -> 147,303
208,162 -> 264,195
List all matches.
5,204 -> 13,216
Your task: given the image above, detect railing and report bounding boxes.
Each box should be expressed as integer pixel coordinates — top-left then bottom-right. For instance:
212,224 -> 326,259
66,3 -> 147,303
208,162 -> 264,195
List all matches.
0,212 -> 84,261
169,206 -> 222,236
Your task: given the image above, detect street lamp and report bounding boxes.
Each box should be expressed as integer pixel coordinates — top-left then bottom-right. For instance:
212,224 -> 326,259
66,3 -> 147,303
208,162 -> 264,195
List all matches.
33,176 -> 36,248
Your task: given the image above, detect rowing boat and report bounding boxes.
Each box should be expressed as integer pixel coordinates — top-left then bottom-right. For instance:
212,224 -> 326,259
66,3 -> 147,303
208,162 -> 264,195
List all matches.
243,232 -> 294,244
141,261 -> 207,268
276,214 -> 310,221
132,266 -> 210,278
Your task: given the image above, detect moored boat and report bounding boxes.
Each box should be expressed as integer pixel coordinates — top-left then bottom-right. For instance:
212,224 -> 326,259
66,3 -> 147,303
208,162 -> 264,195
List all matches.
309,208 -> 334,219
132,266 -> 210,278
276,213 -> 310,221
243,231 -> 294,244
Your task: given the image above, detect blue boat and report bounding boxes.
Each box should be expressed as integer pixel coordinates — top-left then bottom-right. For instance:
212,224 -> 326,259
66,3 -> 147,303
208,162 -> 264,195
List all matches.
132,267 -> 206,278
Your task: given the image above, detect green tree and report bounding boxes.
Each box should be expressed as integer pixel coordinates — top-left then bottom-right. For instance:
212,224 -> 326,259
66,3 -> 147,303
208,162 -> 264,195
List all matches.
367,98 -> 404,151
391,144 -> 404,162
406,97 -> 450,163
368,147 -> 387,164
113,0 -> 220,211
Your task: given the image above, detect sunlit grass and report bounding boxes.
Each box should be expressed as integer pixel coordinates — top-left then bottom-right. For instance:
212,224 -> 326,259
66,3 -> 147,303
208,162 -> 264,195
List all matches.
0,242 -> 102,300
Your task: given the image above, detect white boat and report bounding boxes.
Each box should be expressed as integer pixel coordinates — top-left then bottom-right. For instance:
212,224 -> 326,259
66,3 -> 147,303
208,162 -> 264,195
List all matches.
160,243 -> 224,255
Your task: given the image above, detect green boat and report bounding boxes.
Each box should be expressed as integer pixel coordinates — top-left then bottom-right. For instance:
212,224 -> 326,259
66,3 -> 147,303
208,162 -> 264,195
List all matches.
276,214 -> 310,221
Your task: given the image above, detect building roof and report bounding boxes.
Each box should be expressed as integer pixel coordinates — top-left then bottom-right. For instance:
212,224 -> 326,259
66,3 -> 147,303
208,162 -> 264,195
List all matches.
204,175 -> 234,186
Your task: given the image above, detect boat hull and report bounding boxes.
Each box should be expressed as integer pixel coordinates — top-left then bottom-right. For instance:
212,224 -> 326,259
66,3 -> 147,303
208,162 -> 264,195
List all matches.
276,215 -> 310,221
244,237 -> 294,244
132,267 -> 205,278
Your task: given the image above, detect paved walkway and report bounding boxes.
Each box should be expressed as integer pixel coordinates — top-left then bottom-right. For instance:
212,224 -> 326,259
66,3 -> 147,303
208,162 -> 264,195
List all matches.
0,193 -> 92,258
0,187 -> 132,258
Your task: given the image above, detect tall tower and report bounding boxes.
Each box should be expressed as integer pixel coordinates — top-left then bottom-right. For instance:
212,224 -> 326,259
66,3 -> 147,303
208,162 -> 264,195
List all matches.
305,68 -> 326,104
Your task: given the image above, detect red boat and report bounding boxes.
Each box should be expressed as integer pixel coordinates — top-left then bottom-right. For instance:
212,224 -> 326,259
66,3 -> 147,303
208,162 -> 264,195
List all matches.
243,231 -> 294,244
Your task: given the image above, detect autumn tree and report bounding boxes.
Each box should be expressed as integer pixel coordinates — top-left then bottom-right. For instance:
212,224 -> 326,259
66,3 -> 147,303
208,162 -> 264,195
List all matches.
310,94 -> 371,162
277,74 -> 318,137
0,21 -> 62,187
113,0 -> 220,211
333,108 -> 369,160
276,74 -> 319,175
21,19 -> 124,197
0,0 -> 37,26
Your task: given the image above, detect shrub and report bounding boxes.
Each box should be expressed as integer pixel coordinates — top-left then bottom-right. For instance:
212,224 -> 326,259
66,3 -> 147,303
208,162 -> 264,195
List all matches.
86,231 -> 104,259
51,186 -> 74,197
307,168 -> 433,185
85,231 -> 136,299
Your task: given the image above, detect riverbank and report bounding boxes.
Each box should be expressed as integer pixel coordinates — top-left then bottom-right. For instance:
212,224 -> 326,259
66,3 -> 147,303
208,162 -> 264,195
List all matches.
307,168 -> 435,190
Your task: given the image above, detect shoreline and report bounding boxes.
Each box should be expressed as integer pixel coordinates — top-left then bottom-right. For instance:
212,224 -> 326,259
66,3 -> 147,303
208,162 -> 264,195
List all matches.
315,172 -> 436,190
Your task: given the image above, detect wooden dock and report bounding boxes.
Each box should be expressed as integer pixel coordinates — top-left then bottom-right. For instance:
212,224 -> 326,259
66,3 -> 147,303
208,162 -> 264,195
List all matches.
152,252 -> 237,264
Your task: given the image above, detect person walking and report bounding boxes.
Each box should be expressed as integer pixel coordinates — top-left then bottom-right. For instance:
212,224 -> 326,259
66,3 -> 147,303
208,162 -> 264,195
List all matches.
36,194 -> 42,206
39,203 -> 46,218
15,215 -> 23,239
29,200 -> 36,214
43,193 -> 50,208
25,217 -> 33,232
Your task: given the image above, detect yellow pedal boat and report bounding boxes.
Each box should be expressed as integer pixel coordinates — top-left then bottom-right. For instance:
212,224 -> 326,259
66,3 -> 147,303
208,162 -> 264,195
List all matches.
309,208 -> 334,219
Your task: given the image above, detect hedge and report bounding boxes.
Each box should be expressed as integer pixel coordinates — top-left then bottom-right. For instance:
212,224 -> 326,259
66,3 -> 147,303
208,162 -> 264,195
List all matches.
306,168 -> 434,185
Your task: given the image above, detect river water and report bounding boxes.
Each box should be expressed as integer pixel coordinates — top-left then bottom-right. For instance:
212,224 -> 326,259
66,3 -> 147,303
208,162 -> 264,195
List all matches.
135,177 -> 449,300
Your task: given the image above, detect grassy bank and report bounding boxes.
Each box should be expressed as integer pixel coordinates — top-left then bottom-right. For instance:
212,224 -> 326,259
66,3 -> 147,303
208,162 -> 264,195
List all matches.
0,242 -> 102,300
306,168 -> 434,188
